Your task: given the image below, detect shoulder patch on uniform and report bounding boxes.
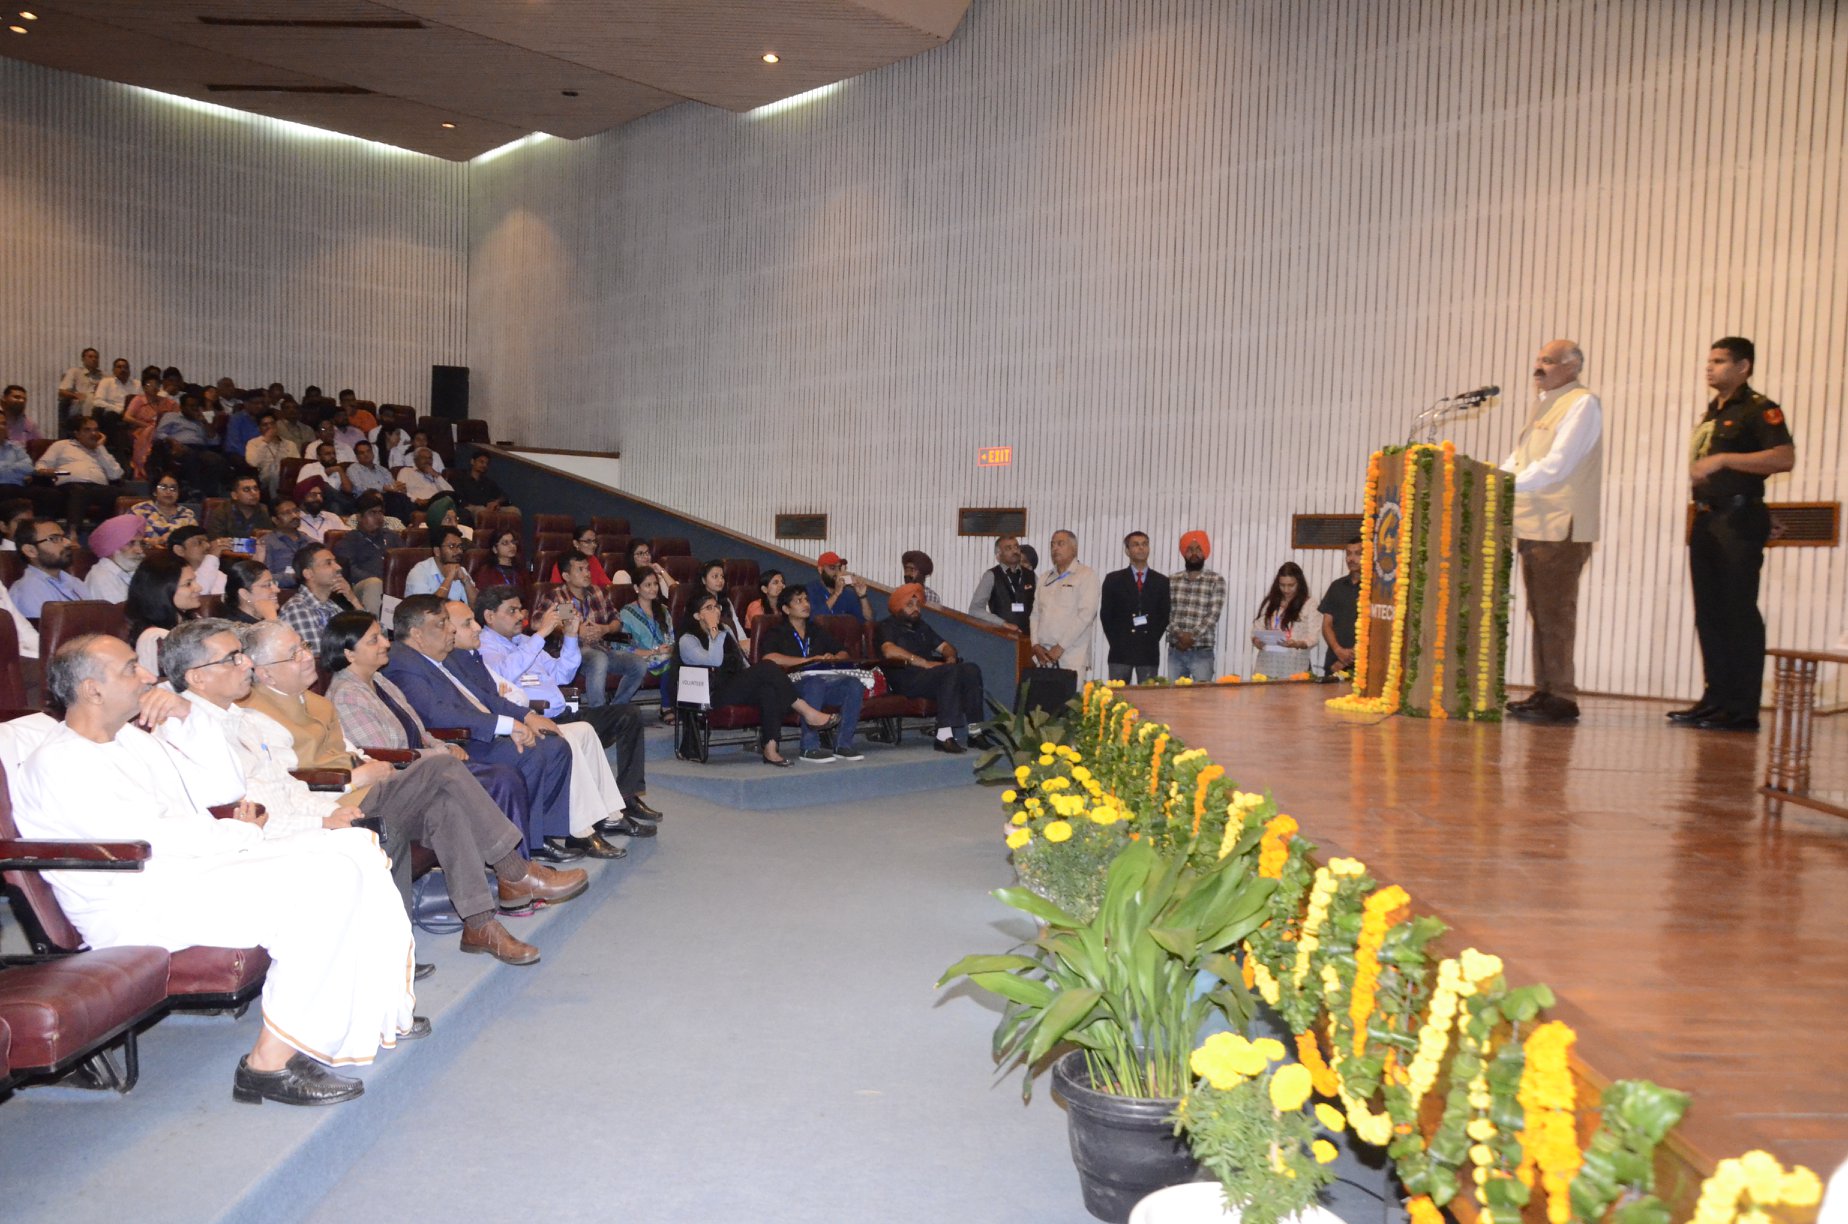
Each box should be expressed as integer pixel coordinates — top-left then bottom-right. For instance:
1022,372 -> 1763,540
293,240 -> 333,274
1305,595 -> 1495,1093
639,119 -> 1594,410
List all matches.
1764,407 -> 1784,425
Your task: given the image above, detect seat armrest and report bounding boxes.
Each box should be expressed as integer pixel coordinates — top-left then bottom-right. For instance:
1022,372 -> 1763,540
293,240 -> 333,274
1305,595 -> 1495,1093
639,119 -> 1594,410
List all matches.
426,727 -> 469,743
289,768 -> 351,791
206,802 -> 268,821
360,748 -> 418,764
559,685 -> 582,701
0,839 -> 151,871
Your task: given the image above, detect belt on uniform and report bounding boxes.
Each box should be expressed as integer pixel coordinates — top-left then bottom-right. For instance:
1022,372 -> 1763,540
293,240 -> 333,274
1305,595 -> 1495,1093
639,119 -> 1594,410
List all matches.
1693,493 -> 1763,512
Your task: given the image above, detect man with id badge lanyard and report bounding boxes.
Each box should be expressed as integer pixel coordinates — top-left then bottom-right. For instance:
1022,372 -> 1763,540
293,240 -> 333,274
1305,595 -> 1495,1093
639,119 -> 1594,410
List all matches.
968,535 -> 1035,631
1100,530 -> 1170,684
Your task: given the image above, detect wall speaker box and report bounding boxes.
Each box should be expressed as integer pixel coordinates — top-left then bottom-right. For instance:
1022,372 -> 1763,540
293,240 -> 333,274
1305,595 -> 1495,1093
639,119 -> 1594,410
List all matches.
430,365 -> 470,421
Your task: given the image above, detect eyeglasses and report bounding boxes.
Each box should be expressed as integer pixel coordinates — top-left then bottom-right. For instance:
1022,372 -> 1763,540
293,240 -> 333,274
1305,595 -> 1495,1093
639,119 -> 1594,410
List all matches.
194,650 -> 250,670
156,483 -> 180,491
253,643 -> 310,666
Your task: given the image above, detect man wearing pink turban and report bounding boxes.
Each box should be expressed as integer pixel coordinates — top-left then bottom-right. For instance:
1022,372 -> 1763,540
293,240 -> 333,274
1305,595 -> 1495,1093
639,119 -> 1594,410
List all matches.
83,514 -> 147,603
1167,530 -> 1227,681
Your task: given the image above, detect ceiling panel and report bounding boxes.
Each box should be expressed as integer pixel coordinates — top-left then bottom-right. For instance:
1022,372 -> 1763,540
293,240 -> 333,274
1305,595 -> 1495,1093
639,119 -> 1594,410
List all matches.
0,0 -> 969,158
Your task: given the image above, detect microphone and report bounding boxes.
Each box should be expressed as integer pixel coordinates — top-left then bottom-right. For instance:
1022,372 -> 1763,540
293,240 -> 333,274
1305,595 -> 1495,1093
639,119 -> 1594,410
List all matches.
1451,385 -> 1499,404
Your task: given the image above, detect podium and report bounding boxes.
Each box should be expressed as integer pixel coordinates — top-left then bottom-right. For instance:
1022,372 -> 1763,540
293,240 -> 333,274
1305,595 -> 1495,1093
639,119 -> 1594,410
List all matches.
1330,442 -> 1514,720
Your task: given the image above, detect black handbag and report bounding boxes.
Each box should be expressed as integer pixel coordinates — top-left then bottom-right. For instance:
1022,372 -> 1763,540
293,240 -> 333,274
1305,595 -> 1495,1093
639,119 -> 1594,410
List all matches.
410,868 -> 463,934
1018,666 -> 1078,716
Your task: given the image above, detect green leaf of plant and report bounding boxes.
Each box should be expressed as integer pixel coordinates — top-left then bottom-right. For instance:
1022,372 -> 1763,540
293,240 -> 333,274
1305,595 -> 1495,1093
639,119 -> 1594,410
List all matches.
1025,987 -> 1103,1063
967,971 -> 1056,1008
1148,925 -> 1198,962
991,886 -> 1080,928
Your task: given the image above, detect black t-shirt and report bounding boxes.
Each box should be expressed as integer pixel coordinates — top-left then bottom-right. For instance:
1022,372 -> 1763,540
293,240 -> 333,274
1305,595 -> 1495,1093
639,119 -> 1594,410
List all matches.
1692,385 -> 1794,500
760,619 -> 843,662
1316,574 -> 1361,671
876,615 -> 945,658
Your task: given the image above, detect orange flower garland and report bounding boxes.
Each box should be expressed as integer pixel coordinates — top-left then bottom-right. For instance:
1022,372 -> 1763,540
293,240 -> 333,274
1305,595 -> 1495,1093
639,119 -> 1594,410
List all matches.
1296,1028 -> 1340,1098
1353,449 -> 1382,682
1191,764 -> 1225,836
1119,706 -> 1138,745
1475,470 -> 1501,712
1405,1196 -> 1444,1224
1350,884 -> 1410,1055
1429,441 -> 1457,720
1148,733 -> 1169,797
1516,1022 -> 1581,1224
1258,814 -> 1298,879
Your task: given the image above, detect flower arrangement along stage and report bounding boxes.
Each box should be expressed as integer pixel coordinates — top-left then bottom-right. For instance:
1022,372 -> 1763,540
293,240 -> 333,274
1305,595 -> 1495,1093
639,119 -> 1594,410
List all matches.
947,683 -> 1825,1224
1328,443 -> 1514,720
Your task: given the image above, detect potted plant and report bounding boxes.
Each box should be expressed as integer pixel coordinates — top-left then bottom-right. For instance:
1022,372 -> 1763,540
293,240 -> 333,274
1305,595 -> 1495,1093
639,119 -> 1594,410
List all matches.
938,839 -> 1278,1222
1129,1033 -> 1345,1224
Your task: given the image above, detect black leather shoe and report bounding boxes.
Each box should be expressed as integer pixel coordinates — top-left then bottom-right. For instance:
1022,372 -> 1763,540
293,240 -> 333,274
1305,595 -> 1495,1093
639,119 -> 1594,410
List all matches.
1506,692 -> 1544,712
603,814 -> 655,838
933,736 -> 966,754
414,962 -> 435,981
396,1016 -> 432,1042
1666,703 -> 1716,724
232,1054 -> 364,1106
534,839 -> 586,864
625,795 -> 664,822
566,833 -> 629,858
1694,711 -> 1760,732
1508,694 -> 1579,724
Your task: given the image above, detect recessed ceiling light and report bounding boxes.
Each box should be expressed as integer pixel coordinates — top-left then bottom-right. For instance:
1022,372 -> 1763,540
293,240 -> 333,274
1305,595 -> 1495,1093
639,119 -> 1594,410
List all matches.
8,24 -> 25,33
440,122 -> 456,129
19,11 -> 38,19
761,52 -> 779,64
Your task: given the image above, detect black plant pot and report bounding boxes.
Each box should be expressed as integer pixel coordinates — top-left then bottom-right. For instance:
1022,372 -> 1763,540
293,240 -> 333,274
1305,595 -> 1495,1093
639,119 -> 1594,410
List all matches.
1052,1049 -> 1202,1223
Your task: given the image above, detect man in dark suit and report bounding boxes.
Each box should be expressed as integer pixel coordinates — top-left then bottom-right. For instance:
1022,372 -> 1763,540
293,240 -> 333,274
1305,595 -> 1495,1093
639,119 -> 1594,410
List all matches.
382,594 -> 581,864
1099,531 -> 1171,684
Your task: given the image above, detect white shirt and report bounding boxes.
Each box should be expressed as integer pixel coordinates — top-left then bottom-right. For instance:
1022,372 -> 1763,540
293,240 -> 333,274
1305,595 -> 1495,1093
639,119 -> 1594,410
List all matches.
90,375 -> 138,416
315,440 -> 357,464
194,552 -> 226,597
389,444 -> 442,473
59,365 -> 102,410
0,580 -> 40,659
154,691 -> 339,839
296,508 -> 346,543
295,461 -> 349,495
398,467 -> 452,503
1502,382 -> 1604,495
36,438 -> 123,485
85,555 -> 135,603
404,555 -> 470,600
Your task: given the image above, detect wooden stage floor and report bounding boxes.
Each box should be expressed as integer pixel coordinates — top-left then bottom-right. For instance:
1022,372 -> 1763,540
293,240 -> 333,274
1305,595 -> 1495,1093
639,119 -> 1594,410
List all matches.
1126,684 -> 1848,1179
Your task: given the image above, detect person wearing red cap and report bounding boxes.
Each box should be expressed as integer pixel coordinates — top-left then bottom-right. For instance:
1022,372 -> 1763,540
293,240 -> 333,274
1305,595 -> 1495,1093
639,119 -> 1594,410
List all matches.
1167,530 -> 1226,680
806,551 -> 873,623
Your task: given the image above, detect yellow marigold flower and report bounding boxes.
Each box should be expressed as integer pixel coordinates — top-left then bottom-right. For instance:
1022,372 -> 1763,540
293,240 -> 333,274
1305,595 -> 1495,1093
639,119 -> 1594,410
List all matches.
1315,1103 -> 1346,1132
1025,797 -> 1042,809
1175,677 -> 1193,685
1251,673 -> 1269,682
1010,813 -> 1028,826
1739,1151 -> 1784,1202
1313,1140 -> 1339,1165
1044,820 -> 1073,843
1071,765 -> 1091,782
1252,1038 -> 1286,1062
1781,1168 -> 1824,1207
1269,1063 -> 1313,1112
1469,1143 -> 1495,1167
1038,742 -> 1055,754
1005,829 -> 1030,850
1001,789 -> 1017,803
1467,1118 -> 1497,1142
1037,754 -> 1054,766
1460,948 -> 1504,982
1014,765 -> 1030,784
1089,809 -> 1119,826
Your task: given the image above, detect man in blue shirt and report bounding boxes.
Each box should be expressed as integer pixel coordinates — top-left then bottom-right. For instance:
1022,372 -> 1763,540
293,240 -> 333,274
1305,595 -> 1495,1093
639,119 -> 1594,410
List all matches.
10,519 -> 92,618
403,526 -> 476,602
474,585 -> 662,828
805,550 -> 875,623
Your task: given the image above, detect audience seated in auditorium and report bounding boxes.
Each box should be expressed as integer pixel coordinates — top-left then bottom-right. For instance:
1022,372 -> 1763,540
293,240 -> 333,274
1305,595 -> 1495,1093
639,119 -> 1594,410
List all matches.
476,585 -> 661,831
900,551 -> 941,606
88,357 -> 137,427
613,538 -> 675,590
83,513 -> 147,604
3,382 -> 42,444
449,452 -> 508,519
758,585 -> 865,763
399,447 -> 452,509
36,416 -> 122,530
151,394 -> 229,495
742,569 -> 783,629
1029,530 -> 1101,678
125,374 -> 177,477
533,552 -> 645,708
132,475 -> 200,546
296,440 -> 358,515
877,583 -> 987,754
11,518 -> 92,618
234,618 -> 592,958
312,419 -> 356,465
0,419 -> 33,494
1167,530 -> 1228,681
56,348 -> 102,429
694,559 -> 748,640
330,407 -> 366,455
807,551 -> 874,623
206,476 -> 275,543
13,632 -> 415,1106
381,595 -> 580,864
1100,530 -> 1171,685
1317,537 -> 1364,678
390,429 -> 443,473
679,590 -> 837,768
294,483 -> 345,543
425,496 -> 472,542
968,535 -> 1036,632
243,412 -> 298,500
338,391 -> 377,435
222,558 -> 280,625
404,524 -> 476,602
261,499 -> 312,588
449,599 -> 636,850
372,422 -> 407,467
125,549 -> 202,672
274,398 -> 316,452
222,396 -> 266,461
472,528 -> 526,592
280,543 -> 358,657
1248,562 -> 1320,677
333,493 -> 402,616
617,570 -> 677,708
547,524 -> 610,585
169,525 -> 226,597
0,497 -> 33,551
344,439 -> 415,522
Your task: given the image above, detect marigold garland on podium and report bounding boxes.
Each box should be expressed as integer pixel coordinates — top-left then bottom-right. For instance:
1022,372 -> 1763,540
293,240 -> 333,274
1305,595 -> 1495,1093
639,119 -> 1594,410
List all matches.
1329,441 -> 1515,719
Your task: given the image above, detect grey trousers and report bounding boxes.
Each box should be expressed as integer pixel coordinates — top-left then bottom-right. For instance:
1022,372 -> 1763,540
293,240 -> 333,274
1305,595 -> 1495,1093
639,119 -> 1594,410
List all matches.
1517,538 -> 1593,699
359,754 -> 522,922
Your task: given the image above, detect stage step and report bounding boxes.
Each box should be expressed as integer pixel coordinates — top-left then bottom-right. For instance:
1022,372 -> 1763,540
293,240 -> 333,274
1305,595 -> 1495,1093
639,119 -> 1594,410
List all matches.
0,843 -> 654,1224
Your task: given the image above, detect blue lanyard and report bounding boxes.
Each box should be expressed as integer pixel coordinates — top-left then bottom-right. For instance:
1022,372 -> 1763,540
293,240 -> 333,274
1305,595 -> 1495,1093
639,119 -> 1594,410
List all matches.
793,628 -> 810,657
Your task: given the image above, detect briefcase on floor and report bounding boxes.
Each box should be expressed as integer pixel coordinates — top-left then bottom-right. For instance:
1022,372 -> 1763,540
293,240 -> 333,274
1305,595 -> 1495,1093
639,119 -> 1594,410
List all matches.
1018,667 -> 1077,716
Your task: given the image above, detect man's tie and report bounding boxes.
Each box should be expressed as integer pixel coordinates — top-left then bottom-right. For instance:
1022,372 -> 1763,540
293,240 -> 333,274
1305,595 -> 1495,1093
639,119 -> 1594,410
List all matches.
372,680 -> 426,748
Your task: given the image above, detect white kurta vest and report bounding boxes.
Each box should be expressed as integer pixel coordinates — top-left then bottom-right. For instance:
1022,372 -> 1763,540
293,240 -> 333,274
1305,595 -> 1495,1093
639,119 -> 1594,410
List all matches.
1510,385 -> 1602,542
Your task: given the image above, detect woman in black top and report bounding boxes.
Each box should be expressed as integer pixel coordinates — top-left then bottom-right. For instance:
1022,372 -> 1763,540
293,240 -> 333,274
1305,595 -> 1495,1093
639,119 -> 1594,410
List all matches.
222,558 -> 280,623
677,592 -> 835,767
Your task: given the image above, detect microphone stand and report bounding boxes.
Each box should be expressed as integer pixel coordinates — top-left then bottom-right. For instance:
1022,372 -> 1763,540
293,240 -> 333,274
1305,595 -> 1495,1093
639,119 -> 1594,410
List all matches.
1405,397 -> 1459,446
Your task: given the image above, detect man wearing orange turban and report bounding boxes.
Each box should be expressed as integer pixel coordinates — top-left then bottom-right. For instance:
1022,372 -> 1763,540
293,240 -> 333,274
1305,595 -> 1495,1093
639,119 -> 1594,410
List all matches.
1167,530 -> 1227,681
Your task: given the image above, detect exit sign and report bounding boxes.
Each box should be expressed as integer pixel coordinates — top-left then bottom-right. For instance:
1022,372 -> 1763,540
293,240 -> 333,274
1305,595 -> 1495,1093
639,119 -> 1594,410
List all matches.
977,445 -> 1013,467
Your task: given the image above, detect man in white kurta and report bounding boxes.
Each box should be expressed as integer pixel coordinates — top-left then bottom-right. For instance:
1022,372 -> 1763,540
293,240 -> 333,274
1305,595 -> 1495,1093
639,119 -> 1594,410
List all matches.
11,634 -> 415,1104
1028,529 -> 1103,678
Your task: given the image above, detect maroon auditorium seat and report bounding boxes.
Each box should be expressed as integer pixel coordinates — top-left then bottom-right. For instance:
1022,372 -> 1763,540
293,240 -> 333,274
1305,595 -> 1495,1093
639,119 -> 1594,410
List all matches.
589,516 -> 629,537
530,514 -> 573,537
0,947 -> 170,1094
454,420 -> 489,446
660,555 -> 699,589
381,547 -> 428,600
0,553 -> 23,588
532,532 -> 571,557
0,617 -> 24,710
38,601 -> 129,663
651,536 -> 691,558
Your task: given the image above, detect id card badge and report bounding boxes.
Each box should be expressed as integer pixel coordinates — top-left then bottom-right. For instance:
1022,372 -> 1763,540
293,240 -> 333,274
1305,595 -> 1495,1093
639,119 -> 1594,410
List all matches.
1132,614 -> 1149,627
1011,602 -> 1026,613
520,673 -> 544,688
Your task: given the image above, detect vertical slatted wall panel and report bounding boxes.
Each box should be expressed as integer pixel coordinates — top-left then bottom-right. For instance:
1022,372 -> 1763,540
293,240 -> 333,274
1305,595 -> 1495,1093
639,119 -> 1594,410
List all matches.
466,0 -> 1847,702
0,59 -> 467,427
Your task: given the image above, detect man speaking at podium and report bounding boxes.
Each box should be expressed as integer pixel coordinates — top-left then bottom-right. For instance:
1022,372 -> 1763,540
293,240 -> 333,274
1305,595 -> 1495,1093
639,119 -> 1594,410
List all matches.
1502,339 -> 1604,725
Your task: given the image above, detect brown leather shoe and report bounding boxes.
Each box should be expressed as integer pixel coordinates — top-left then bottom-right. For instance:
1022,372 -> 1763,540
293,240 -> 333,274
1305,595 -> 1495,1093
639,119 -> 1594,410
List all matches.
496,861 -> 589,907
459,917 -> 540,966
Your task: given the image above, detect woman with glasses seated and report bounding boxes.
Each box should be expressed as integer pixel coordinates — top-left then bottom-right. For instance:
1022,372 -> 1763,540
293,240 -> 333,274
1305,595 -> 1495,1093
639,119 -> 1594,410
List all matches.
618,570 -> 677,719
547,524 -> 611,586
472,528 -> 526,592
131,476 -> 199,547
677,591 -> 835,768
125,549 -> 204,673
222,558 -> 281,624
